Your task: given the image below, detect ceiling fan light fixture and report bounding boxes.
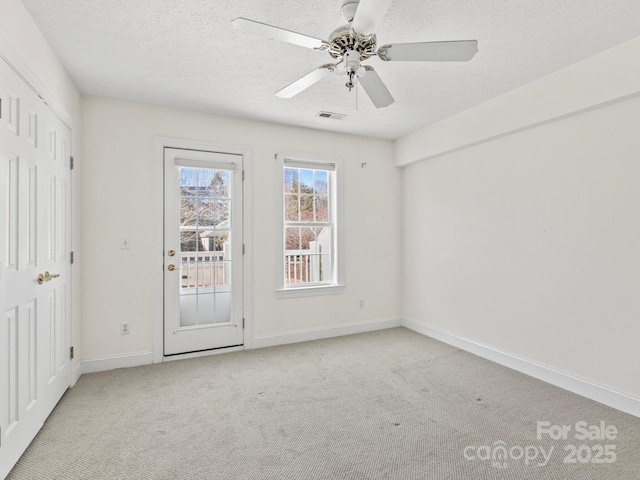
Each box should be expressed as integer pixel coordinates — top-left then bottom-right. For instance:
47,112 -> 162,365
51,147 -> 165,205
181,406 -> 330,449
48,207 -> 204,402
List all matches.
344,50 -> 362,73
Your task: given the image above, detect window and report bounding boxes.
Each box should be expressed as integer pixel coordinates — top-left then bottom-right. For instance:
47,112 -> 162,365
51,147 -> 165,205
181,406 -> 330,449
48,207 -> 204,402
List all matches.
278,154 -> 343,296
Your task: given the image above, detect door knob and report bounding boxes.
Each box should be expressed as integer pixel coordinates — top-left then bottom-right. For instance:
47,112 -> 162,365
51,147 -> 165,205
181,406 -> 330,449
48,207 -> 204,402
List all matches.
37,271 -> 61,284
167,250 -> 175,257
167,264 -> 176,271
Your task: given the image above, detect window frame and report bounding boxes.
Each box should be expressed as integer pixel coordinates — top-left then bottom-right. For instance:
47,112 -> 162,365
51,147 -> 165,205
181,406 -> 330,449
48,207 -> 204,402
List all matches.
276,152 -> 344,298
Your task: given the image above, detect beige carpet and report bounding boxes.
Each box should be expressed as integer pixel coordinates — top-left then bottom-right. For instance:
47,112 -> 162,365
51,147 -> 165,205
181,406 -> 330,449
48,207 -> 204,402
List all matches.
7,328 -> 640,479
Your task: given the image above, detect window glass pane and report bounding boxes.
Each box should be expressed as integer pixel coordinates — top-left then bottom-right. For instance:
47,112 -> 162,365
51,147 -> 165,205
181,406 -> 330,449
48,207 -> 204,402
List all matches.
314,170 -> 328,194
285,256 -> 306,285
313,227 -> 331,254
300,169 -> 314,193
285,194 -> 299,221
319,254 -> 333,282
284,168 -> 299,193
300,195 -> 314,221
285,227 -> 301,251
315,195 -> 328,222
300,226 -> 315,250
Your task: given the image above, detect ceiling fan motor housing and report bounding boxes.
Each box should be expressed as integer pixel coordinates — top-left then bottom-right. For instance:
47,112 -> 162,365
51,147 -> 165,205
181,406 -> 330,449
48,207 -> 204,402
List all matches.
328,24 -> 377,61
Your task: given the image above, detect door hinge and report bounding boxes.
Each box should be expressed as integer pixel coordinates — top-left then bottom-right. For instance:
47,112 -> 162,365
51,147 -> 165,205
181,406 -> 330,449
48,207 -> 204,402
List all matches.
70,346 -> 74,360
70,156 -> 75,170
242,318 -> 245,329
242,170 -> 245,181
242,244 -> 245,255
70,251 -> 75,264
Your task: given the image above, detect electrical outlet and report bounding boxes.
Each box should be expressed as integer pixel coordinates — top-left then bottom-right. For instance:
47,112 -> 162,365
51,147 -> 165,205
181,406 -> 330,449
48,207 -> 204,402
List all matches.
358,299 -> 364,309
120,322 -> 130,335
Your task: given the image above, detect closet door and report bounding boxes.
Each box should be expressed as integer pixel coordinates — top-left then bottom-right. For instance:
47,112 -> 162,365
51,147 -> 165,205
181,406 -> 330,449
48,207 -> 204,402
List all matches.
0,58 -> 72,479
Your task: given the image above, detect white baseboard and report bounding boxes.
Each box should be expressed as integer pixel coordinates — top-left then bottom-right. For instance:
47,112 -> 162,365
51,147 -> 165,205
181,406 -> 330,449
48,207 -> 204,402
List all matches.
78,319 -> 401,374
81,351 -> 155,374
251,317 -> 403,350
402,318 -> 640,418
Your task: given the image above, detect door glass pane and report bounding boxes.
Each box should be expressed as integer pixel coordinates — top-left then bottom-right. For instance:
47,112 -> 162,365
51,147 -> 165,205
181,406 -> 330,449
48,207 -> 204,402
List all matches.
214,171 -> 230,198
178,166 -> 233,327
214,200 -> 231,226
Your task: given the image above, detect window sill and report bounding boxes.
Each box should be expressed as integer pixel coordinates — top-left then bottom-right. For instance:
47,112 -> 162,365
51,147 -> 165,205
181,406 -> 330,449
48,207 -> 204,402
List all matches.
276,285 -> 345,299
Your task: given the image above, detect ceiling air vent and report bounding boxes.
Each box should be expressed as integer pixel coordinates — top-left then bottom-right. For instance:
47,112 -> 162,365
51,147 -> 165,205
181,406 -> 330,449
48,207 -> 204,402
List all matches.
316,111 -> 347,120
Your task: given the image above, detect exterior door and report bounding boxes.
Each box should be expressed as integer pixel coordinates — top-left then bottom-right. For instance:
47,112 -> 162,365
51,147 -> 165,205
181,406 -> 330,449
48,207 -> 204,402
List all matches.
163,148 -> 243,355
0,58 -> 72,478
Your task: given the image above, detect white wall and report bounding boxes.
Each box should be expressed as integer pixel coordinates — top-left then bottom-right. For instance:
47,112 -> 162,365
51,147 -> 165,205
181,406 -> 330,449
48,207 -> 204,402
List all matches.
400,37 -> 640,404
81,96 -> 402,360
395,35 -> 640,167
0,0 -> 83,378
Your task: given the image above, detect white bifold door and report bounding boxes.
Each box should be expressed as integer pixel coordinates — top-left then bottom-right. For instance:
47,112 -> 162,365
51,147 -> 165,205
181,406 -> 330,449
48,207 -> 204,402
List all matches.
163,148 -> 243,355
0,58 -> 72,477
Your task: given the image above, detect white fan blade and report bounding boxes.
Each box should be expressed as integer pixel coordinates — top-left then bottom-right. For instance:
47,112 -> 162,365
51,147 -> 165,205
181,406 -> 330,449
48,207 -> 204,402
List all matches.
232,17 -> 326,50
358,66 -> 394,108
351,0 -> 394,35
378,40 -> 478,62
275,66 -> 332,98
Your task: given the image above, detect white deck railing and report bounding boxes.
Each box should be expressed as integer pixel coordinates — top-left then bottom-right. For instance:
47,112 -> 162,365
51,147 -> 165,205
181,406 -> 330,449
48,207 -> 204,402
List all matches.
179,250 -> 328,287
180,251 -> 228,288
285,251 -> 329,285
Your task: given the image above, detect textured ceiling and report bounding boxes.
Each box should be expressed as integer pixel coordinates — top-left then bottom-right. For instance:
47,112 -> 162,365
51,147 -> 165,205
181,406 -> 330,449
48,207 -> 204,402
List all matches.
19,0 -> 640,139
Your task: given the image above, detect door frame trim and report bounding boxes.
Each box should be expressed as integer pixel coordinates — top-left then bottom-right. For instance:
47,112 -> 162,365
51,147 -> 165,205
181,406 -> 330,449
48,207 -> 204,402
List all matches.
151,136 -> 253,363
0,31 -> 75,129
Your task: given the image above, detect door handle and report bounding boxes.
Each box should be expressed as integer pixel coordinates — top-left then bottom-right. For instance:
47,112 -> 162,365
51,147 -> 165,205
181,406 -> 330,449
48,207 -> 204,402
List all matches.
37,271 -> 61,284
167,264 -> 176,271
167,250 -> 176,257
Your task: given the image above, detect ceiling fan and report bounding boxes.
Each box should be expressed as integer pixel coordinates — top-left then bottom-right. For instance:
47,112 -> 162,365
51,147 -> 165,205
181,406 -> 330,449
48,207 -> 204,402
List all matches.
231,0 -> 478,108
